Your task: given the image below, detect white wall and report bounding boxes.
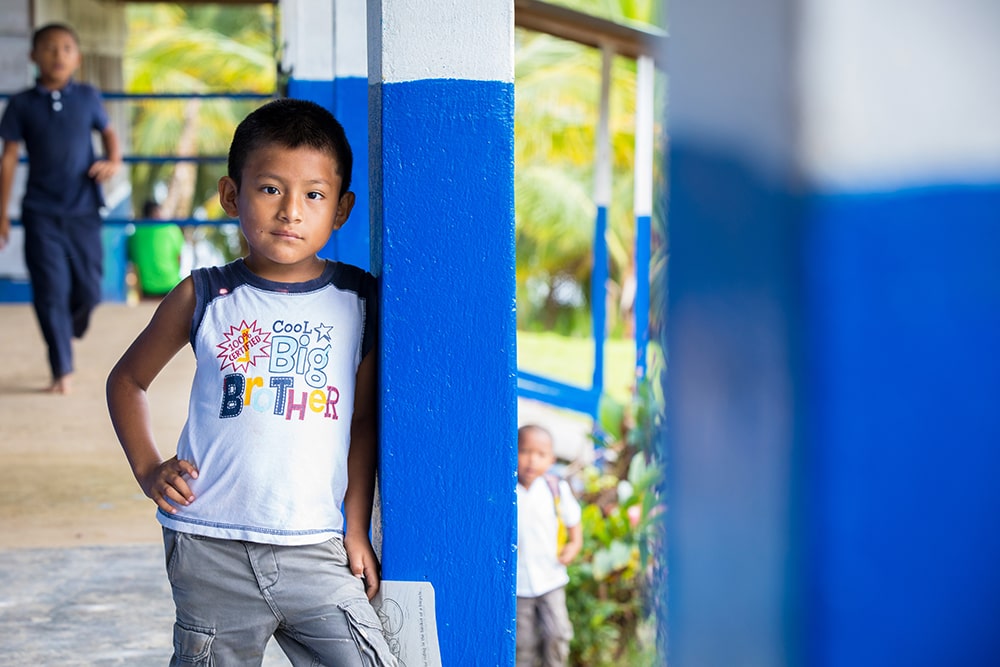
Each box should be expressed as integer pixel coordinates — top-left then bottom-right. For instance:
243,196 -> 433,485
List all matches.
798,0 -> 1000,190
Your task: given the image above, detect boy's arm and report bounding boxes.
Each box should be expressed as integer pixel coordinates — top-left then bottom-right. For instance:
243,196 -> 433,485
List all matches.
558,523 -> 584,565
343,349 -> 381,600
107,276 -> 199,514
88,125 -> 122,183
558,481 -> 584,565
0,140 -> 19,248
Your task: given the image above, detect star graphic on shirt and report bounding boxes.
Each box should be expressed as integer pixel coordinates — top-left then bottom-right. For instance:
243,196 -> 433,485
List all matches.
216,320 -> 272,373
313,322 -> 334,343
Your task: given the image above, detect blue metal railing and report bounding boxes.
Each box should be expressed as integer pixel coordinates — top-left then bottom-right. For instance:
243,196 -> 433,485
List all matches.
517,371 -> 601,417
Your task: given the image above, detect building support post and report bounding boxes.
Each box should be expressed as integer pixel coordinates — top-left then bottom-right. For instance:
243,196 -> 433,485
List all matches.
369,1 -> 518,664
665,1 -> 1000,665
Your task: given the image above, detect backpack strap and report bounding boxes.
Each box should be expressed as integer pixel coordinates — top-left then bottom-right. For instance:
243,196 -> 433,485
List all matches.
543,473 -> 561,502
544,473 -> 568,550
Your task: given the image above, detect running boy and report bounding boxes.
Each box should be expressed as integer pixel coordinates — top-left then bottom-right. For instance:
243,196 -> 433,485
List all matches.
516,424 -> 583,667
0,22 -> 122,394
107,99 -> 395,666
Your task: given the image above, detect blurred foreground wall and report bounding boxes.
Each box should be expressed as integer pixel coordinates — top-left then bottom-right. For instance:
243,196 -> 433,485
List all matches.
665,1 -> 1000,665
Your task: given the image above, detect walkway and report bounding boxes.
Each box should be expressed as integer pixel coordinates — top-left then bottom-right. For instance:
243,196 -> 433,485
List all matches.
0,303 -> 287,663
0,544 -> 291,665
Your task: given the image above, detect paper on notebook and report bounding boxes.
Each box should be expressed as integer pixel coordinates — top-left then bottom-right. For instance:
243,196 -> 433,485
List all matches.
373,580 -> 442,667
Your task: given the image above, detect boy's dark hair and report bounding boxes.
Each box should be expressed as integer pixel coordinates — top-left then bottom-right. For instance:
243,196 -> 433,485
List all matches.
141,199 -> 161,219
227,98 -> 353,196
32,23 -> 80,50
518,424 -> 554,445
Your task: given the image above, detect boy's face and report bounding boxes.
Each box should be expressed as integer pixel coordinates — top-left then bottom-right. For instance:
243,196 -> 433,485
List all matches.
31,30 -> 81,89
518,429 -> 556,488
218,143 -> 354,282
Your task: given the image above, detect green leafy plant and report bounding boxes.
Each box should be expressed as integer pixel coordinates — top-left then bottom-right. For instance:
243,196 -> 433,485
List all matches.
565,373 -> 664,666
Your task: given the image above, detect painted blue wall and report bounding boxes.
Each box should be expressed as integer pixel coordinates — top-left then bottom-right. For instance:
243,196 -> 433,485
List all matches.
373,78 -> 518,666
805,186 -> 1000,666
333,76 -> 370,271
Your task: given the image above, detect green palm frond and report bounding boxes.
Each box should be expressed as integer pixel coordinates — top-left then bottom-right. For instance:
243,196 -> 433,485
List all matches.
516,165 -> 595,253
515,1 -> 665,337
124,5 -> 277,217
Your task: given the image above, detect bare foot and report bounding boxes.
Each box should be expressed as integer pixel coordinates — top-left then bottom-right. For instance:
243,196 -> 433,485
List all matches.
43,376 -> 73,395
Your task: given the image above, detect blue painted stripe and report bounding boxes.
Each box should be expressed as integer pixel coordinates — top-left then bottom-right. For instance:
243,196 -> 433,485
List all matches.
286,77 -> 369,270
635,213 -> 652,378
102,226 -> 129,302
286,78 -> 333,108
333,76 -> 370,271
0,279 -> 31,302
592,206 -> 609,393
805,184 -> 1000,667
374,78 -> 517,666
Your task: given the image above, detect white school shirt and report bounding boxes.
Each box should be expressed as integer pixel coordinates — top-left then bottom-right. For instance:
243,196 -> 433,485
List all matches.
516,476 -> 582,598
158,259 -> 376,545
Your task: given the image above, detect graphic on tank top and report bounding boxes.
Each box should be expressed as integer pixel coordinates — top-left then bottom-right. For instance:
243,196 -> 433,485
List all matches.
213,316 -> 353,422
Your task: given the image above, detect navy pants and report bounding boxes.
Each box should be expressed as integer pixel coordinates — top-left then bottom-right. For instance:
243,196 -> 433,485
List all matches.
22,209 -> 103,379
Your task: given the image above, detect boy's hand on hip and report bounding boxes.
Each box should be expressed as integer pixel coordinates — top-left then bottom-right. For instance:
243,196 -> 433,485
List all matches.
88,159 -> 122,183
139,456 -> 199,515
344,532 -> 381,601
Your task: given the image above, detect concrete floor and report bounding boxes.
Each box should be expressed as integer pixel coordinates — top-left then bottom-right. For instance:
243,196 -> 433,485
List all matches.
0,544 -> 291,665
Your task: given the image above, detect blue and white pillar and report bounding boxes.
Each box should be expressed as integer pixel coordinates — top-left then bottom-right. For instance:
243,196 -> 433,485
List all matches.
666,0 -> 1000,665
281,0 -> 370,269
369,1 -> 517,665
632,54 -> 654,382
590,46 -> 613,403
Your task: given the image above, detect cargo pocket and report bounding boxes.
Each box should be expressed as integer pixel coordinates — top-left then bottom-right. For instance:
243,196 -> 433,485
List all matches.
172,621 -> 215,665
340,598 -> 399,667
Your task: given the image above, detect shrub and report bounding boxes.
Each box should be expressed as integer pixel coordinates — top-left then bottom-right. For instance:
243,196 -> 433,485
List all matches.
565,377 -> 664,666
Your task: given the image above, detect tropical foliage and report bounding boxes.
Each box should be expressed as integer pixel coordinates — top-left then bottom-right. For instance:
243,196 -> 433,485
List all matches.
564,363 -> 665,666
124,3 -> 276,256
514,1 -> 666,341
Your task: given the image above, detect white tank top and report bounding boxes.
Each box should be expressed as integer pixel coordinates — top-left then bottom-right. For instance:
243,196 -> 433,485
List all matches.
157,259 -> 377,545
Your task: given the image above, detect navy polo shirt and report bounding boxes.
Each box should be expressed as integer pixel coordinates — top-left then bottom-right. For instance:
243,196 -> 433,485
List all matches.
0,79 -> 109,216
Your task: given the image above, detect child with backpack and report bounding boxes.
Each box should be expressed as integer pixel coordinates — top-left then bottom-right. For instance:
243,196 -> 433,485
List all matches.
516,424 -> 583,667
